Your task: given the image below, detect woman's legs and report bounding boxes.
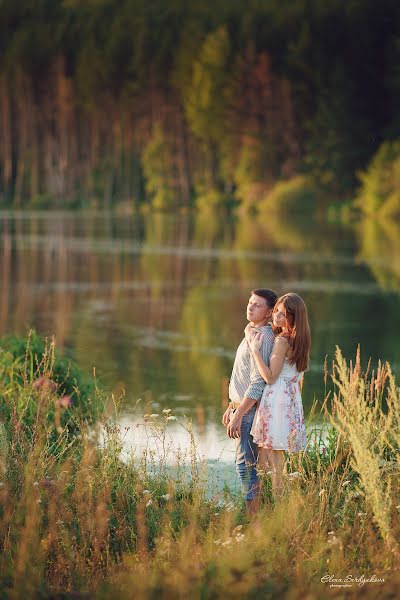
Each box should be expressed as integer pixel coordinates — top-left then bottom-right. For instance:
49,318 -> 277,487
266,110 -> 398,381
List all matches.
261,449 -> 286,498
258,447 -> 271,472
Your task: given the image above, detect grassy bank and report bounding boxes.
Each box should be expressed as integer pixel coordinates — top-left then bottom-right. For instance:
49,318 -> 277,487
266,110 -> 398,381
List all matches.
0,338 -> 399,598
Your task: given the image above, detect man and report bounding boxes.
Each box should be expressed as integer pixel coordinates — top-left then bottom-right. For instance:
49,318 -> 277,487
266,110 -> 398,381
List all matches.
222,288 -> 277,513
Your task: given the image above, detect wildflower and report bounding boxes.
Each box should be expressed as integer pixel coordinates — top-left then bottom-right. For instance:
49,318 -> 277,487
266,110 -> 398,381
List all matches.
32,376 -> 57,392
327,531 -> 335,535
288,471 -> 301,479
33,481 -> 39,487
146,499 -> 153,507
162,409 -> 172,414
143,489 -> 151,495
222,538 -> 232,546
357,512 -> 367,517
327,535 -> 342,548
150,414 -> 159,418
214,539 -> 222,545
319,489 -> 326,497
341,480 -> 351,487
143,414 -> 150,418
166,415 -> 177,421
40,478 -> 55,489
59,395 -> 73,408
233,525 -> 243,532
161,493 -> 171,501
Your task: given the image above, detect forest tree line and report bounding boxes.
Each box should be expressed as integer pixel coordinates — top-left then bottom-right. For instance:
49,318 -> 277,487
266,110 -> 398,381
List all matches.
0,0 -> 399,211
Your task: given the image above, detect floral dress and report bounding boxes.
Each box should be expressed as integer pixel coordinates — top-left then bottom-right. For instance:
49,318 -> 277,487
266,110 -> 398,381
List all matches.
250,357 -> 307,451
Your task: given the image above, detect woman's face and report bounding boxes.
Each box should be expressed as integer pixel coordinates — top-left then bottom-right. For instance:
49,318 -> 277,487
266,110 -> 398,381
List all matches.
273,303 -> 288,329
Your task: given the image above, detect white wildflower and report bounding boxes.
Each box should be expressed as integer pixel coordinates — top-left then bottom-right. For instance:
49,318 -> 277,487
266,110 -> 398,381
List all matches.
327,531 -> 335,535
162,409 -> 172,414
161,493 -> 171,501
166,415 -> 177,421
150,414 -> 159,418
143,489 -> 151,495
319,489 -> 326,497
341,480 -> 351,487
146,499 -> 153,507
33,481 -> 39,487
288,471 -> 301,479
357,512 -> 367,517
327,535 -> 342,549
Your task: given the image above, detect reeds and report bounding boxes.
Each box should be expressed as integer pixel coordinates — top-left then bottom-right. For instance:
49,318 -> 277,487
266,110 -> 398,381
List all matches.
0,341 -> 399,598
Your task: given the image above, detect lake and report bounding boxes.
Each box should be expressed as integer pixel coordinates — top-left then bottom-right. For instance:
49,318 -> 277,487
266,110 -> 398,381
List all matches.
0,210 -> 399,471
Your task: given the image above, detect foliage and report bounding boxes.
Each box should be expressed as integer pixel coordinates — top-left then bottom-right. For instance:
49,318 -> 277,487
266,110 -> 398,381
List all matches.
0,347 -> 399,597
259,176 -> 318,214
356,140 -> 400,217
142,123 -> 177,210
1,0 -> 400,209
0,331 -> 104,449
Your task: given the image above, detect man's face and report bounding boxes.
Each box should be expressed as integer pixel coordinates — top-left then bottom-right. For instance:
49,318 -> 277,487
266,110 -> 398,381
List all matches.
246,294 -> 271,325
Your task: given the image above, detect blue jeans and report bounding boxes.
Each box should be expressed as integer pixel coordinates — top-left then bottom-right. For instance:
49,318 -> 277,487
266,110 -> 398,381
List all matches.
234,404 -> 259,501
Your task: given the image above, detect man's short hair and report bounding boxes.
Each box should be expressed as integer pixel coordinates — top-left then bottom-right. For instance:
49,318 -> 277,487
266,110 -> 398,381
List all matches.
251,288 -> 278,309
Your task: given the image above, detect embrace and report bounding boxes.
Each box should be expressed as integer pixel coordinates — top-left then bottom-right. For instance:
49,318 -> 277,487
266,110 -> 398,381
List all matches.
222,289 -> 310,513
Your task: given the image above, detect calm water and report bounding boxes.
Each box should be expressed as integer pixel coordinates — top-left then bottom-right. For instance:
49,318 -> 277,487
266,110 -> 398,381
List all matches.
0,210 -> 399,466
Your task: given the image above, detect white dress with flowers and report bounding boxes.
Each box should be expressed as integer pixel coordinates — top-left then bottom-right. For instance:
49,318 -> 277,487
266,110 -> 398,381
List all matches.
250,357 -> 307,451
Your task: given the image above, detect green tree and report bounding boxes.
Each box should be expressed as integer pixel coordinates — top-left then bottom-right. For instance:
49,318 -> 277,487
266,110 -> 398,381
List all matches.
142,123 -> 177,210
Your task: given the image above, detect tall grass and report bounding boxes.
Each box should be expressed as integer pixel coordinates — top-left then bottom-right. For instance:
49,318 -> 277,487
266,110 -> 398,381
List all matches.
0,339 -> 399,598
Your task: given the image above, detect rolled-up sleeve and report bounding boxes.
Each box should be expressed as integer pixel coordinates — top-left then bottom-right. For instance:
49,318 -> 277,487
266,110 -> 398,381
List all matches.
245,329 -> 275,400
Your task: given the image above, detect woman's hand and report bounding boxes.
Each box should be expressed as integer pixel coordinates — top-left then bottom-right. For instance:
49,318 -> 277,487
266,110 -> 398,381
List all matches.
244,324 -> 263,352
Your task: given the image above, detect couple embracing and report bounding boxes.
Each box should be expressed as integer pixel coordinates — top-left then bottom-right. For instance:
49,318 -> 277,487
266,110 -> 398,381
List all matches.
222,289 -> 310,513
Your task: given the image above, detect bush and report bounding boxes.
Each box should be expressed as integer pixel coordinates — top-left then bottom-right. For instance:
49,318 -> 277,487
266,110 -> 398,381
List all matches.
356,140 -> 400,217
259,176 -> 318,214
0,331 -> 104,451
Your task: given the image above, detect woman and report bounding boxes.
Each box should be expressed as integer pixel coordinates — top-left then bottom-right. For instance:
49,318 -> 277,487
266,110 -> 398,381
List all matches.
245,293 -> 310,498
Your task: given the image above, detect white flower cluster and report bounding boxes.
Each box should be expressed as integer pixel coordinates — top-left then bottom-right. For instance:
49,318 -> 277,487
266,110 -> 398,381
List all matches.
214,525 -> 246,547
143,409 -> 177,422
327,531 -> 343,549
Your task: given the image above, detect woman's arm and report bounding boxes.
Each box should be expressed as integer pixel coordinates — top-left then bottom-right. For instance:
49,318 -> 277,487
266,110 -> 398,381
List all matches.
247,334 -> 289,384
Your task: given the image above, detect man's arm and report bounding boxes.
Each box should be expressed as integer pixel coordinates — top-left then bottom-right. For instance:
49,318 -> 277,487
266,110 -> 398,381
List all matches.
227,329 -> 275,439
226,396 -> 257,438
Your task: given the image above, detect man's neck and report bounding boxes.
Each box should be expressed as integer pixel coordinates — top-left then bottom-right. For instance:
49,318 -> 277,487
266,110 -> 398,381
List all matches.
250,319 -> 270,328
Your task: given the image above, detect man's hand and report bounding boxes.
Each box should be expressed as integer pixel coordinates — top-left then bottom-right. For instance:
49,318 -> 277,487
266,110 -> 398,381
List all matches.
222,405 -> 232,426
227,411 -> 242,439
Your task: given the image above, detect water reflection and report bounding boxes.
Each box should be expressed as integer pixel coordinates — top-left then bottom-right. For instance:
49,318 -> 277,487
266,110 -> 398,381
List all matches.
0,210 -> 399,461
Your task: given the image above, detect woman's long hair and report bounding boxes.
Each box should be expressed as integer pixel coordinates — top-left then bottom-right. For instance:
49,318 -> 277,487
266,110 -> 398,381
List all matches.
273,293 -> 311,372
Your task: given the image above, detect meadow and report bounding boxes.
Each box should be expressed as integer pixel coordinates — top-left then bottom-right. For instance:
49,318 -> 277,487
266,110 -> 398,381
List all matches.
0,335 -> 399,599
